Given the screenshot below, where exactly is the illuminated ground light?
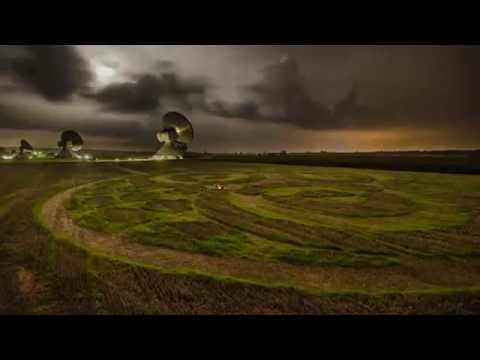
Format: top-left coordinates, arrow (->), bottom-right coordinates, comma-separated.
32,151 -> 47,159
73,153 -> 93,161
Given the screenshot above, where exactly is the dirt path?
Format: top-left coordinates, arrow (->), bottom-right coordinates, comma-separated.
40,182 -> 480,295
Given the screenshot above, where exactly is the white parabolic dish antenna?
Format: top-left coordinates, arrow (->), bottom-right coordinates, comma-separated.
152,112 -> 194,160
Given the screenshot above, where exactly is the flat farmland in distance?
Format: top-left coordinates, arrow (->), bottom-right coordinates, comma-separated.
1,160 -> 480,314
207,151 -> 480,174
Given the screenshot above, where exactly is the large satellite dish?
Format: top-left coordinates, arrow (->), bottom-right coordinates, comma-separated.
57,130 -> 84,158
153,112 -> 194,160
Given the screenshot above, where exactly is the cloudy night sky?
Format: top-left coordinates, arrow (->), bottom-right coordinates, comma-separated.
1,45 -> 479,153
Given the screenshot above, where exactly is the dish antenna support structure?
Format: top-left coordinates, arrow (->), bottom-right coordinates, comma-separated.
15,139 -> 34,159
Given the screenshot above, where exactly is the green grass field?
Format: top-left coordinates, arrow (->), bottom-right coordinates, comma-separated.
1,160 -> 480,314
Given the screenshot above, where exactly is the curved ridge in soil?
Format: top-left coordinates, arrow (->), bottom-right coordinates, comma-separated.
39,181 -> 480,295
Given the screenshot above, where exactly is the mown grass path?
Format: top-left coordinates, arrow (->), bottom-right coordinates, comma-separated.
1,161 -> 479,313
40,174 -> 480,295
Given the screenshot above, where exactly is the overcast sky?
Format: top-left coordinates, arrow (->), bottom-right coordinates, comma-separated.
1,45 -> 479,152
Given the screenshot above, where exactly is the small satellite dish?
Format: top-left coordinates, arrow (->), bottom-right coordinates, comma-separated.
57,130 -> 84,158
20,139 -> 34,154
13,139 -> 34,159
153,112 -> 194,160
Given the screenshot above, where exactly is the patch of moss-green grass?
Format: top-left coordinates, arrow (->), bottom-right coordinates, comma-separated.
268,245 -> 400,268
229,192 -> 294,222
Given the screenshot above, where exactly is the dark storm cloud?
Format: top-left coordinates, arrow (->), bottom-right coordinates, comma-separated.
0,102 -> 158,147
203,47 -> 480,133
332,88 -> 360,127
87,71 -> 210,114
2,45 -> 480,151
203,57 -> 327,128
202,56 -> 352,129
0,45 -> 93,101
454,46 -> 480,122
344,46 -> 480,131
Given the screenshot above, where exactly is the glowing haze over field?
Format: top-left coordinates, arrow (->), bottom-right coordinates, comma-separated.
1,45 -> 480,152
